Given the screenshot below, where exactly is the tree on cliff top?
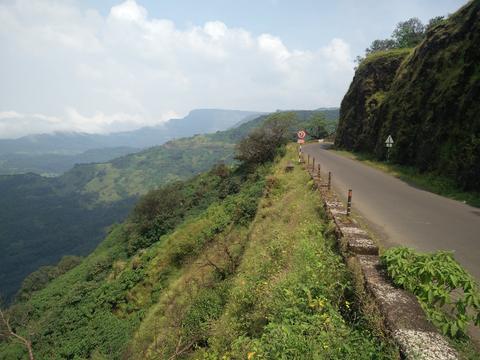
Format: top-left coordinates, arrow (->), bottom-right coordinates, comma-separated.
357,15 -> 446,65
392,17 -> 425,48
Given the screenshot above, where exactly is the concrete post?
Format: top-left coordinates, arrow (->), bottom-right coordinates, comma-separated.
347,189 -> 352,216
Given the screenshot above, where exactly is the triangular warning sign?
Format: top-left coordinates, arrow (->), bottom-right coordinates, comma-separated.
385,135 -> 394,144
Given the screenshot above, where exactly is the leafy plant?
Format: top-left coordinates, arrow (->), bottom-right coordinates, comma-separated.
381,247 -> 480,337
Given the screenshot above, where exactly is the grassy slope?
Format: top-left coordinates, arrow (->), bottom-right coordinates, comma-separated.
0,145 -> 397,359
69,135 -> 237,203
333,149 -> 480,208
128,145 -> 398,359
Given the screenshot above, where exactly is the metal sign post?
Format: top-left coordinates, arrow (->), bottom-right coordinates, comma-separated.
385,135 -> 394,161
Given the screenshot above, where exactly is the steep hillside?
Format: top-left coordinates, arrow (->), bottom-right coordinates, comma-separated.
0,147 -> 140,176
0,110 -> 338,302
0,145 -> 396,359
335,1 -> 480,191
0,174 -> 136,304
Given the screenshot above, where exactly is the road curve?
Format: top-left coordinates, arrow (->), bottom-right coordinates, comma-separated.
303,143 -> 480,281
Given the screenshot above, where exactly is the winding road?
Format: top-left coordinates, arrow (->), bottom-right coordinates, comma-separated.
303,143 -> 480,281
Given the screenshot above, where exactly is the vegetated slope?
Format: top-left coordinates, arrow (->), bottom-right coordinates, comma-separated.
0,147 -> 140,176
0,145 -> 397,359
335,0 -> 480,191
0,128 -> 236,303
0,109 -> 338,302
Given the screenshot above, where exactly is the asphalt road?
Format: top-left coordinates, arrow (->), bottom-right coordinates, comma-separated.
303,143 -> 480,281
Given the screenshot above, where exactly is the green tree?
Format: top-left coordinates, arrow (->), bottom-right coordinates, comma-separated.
365,39 -> 397,55
0,305 -> 34,360
359,16 -> 442,62
15,255 -> 82,302
392,17 -> 425,48
235,112 -> 296,167
308,113 -> 329,139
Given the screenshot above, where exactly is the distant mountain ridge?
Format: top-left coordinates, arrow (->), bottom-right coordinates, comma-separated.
0,109 -> 263,155
0,109 -> 263,176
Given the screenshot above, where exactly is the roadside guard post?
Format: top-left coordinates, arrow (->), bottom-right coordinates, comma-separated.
347,189 -> 352,216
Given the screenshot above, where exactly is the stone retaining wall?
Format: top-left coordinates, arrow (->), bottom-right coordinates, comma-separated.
303,161 -> 458,360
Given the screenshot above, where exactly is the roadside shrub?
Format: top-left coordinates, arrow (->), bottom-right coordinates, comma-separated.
381,247 -> 480,337
235,112 -> 295,168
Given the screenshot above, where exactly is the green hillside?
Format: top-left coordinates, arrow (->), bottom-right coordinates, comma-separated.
0,110 -> 338,302
0,147 -> 140,176
335,0 -> 480,191
0,141 -> 396,359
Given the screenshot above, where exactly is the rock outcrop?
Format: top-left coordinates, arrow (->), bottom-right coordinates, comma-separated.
336,0 -> 480,190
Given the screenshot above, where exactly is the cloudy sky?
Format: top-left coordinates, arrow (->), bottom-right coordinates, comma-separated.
0,0 -> 466,138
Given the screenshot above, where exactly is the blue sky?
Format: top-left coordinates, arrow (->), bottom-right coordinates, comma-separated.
0,0 -> 468,138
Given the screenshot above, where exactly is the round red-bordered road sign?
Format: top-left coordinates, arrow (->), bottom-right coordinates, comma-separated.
297,130 -> 306,139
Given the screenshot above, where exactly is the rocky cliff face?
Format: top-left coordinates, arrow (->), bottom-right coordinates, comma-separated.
335,49 -> 410,152
336,0 -> 480,190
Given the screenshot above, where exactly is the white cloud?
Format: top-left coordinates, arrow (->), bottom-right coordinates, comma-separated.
109,0 -> 147,23
0,109 -> 178,139
0,0 -> 355,138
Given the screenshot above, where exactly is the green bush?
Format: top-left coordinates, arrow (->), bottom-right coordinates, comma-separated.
235,112 -> 295,168
15,255 -> 83,302
381,247 -> 480,337
182,285 -> 228,346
